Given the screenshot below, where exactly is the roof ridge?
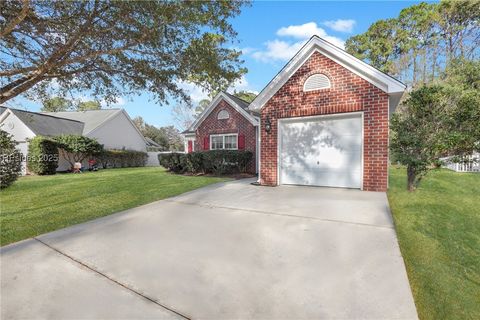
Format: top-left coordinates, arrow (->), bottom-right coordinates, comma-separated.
44,108 -> 122,113
4,107 -> 85,123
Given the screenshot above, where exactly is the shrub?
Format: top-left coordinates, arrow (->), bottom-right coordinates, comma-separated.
185,152 -> 204,173
158,152 -> 186,173
27,136 -> 59,175
54,135 -> 103,169
159,150 -> 253,175
0,130 -> 22,189
96,149 -> 148,168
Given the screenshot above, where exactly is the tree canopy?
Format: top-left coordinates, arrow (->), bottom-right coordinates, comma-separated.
0,1 -> 248,104
41,96 -> 101,112
133,116 -> 183,151
345,0 -> 479,87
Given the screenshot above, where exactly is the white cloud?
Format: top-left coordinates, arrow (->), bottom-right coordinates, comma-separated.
228,75 -> 258,94
251,22 -> 345,63
176,80 -> 210,103
252,40 -> 307,62
277,22 -> 324,39
322,19 -> 356,33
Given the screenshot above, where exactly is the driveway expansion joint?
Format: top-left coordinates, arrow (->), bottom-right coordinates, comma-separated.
33,237 -> 192,320
165,199 -> 394,230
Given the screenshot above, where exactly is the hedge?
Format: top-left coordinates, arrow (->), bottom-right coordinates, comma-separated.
96,149 -> 148,168
27,136 -> 59,175
0,130 -> 23,188
159,150 -> 253,175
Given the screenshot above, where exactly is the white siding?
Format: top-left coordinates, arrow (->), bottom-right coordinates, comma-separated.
0,112 -> 36,175
87,111 -> 146,151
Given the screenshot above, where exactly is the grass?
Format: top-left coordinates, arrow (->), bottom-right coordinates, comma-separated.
0,167 -> 227,246
388,167 -> 480,320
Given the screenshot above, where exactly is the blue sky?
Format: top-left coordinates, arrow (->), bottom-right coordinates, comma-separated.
7,1 -> 423,129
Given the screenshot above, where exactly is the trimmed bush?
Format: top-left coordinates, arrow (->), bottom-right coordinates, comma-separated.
159,150 -> 253,175
158,152 -> 186,173
96,149 -> 148,168
27,136 -> 59,175
185,152 -> 205,173
0,130 -> 23,188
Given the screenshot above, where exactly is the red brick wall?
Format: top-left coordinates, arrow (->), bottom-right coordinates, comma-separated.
196,99 -> 257,173
260,51 -> 389,191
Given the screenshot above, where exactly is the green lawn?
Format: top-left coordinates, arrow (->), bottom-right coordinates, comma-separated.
0,167 -> 227,246
388,167 -> 480,320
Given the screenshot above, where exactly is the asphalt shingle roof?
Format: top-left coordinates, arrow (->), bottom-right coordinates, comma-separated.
43,109 -> 122,134
1,107 -> 84,136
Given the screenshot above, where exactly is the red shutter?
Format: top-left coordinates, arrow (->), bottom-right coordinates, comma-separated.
238,134 -> 245,150
187,140 -> 193,153
204,136 -> 210,150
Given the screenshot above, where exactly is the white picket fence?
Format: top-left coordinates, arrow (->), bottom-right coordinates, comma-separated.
440,153 -> 480,172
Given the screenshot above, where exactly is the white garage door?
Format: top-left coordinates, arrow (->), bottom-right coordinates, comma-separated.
279,113 -> 362,188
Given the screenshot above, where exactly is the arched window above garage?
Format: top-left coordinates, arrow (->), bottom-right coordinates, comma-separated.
303,73 -> 331,92
217,109 -> 230,120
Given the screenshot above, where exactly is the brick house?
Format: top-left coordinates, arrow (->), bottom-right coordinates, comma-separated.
184,36 -> 405,191
183,92 -> 259,173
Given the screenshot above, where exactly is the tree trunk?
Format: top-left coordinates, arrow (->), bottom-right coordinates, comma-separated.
407,165 -> 416,192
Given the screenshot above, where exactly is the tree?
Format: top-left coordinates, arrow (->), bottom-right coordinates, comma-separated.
54,135 -> 103,169
233,90 -> 257,103
0,129 -> 22,188
345,0 -> 480,87
391,76 -> 480,191
195,99 -> 211,116
41,97 -> 72,112
172,102 -> 195,131
77,100 -> 101,111
132,116 -> 183,151
0,1 -> 248,104
390,86 -> 448,191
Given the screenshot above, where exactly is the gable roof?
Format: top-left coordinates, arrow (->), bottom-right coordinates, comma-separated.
185,92 -> 259,133
145,136 -> 161,148
43,109 -> 122,135
0,107 -> 84,136
249,35 -> 406,111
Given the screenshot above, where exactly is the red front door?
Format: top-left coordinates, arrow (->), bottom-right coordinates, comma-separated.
187,140 -> 193,153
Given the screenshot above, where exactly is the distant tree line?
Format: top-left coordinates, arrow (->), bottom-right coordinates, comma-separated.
346,0 -> 479,88
41,96 -> 101,112
132,116 -> 183,152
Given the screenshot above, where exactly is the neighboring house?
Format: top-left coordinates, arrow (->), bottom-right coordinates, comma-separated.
0,107 -> 146,173
145,137 -> 162,150
183,92 -> 260,173
184,35 -> 406,191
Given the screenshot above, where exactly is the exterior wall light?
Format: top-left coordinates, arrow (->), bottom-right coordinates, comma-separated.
265,117 -> 272,133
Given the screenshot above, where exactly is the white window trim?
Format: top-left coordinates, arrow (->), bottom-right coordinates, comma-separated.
209,133 -> 238,150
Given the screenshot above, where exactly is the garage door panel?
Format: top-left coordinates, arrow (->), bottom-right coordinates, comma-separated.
280,114 -> 362,189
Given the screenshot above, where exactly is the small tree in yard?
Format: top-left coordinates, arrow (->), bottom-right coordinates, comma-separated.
390,86 -> 449,191
54,135 -> 103,170
391,81 -> 480,191
0,130 -> 22,189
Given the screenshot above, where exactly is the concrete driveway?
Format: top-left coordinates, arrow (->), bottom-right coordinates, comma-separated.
1,179 -> 417,319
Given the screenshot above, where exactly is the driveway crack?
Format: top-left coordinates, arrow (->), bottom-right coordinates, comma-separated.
165,199 -> 394,230
33,237 -> 192,320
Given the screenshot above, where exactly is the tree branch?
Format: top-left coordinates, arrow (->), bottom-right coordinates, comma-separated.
0,0 -> 30,39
